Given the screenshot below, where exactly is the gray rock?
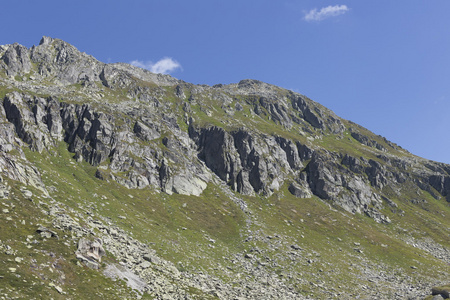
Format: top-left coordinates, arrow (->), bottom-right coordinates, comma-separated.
1,43 -> 32,75
103,264 -> 147,292
171,174 -> 207,196
36,226 -> 58,239
350,129 -> 386,151
143,254 -> 161,265
140,261 -> 151,269
291,244 -> 302,251
288,182 -> 312,199
275,136 -> 302,170
76,238 -> 106,268
133,121 -> 160,141
432,286 -> 450,299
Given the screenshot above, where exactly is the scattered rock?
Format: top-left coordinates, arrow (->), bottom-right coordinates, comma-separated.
103,264 -> 147,292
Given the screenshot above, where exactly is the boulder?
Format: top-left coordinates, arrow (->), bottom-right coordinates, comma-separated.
432,286 -> 450,299
171,174 -> 207,196
36,226 -> 58,239
76,238 -> 106,269
288,182 -> 312,199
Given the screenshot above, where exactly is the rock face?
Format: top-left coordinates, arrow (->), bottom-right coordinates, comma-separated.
190,126 -> 292,195
2,43 -> 32,76
0,37 -> 449,217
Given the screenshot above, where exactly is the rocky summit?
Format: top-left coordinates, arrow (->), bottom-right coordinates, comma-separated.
0,37 -> 448,299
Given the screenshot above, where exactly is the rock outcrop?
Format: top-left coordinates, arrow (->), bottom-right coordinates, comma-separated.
0,37 -> 449,215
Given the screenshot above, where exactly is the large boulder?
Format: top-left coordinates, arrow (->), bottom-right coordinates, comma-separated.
76,238 -> 106,269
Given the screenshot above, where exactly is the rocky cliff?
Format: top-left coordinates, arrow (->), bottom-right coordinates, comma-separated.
0,37 -> 448,299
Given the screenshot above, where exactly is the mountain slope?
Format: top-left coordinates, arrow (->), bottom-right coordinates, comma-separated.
0,37 -> 448,299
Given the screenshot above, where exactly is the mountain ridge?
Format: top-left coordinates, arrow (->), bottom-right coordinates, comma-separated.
0,37 -> 448,299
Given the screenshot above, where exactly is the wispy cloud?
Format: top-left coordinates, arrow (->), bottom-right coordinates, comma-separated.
304,5 -> 349,22
130,57 -> 182,74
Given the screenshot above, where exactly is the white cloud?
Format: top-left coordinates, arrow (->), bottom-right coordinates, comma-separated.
304,5 -> 349,22
130,57 -> 182,74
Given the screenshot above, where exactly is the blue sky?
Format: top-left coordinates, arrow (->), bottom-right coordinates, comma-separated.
3,1 -> 450,163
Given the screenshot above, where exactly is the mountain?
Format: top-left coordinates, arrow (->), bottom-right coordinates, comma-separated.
0,37 -> 448,299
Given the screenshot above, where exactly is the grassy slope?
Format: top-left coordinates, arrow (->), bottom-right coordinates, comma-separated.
5,139 -> 445,299
0,78 -> 448,298
0,179 -> 136,299
243,183 -> 449,297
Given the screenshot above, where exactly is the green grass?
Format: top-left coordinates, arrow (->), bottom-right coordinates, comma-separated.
23,141 -> 248,276
18,136 -> 449,298
1,79 -> 448,298
0,179 -> 137,299
238,183 -> 449,297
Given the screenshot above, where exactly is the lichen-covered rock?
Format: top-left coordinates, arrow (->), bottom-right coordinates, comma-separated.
76,237 -> 106,269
